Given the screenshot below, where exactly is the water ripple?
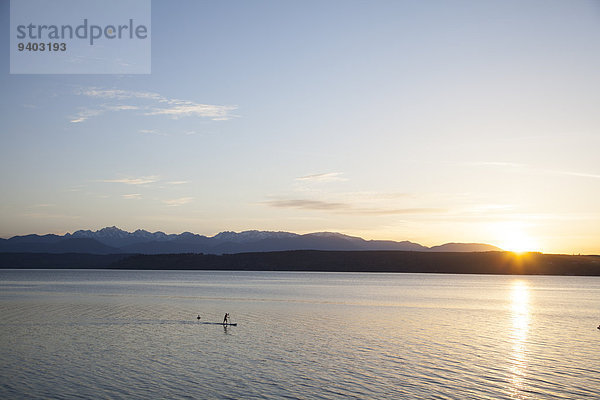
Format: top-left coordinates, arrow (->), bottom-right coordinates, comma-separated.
2,271 -> 600,399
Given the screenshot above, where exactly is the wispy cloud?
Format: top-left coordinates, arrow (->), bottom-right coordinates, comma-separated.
122,193 -> 142,200
79,88 -> 163,101
464,161 -> 525,168
106,105 -> 139,111
356,207 -> 446,215
72,87 -> 237,123
102,176 -> 160,185
70,105 -> 139,123
467,161 -> 600,180
163,197 -> 194,207
551,170 -> 600,179
166,180 -> 189,185
138,129 -> 168,136
264,199 -> 445,216
70,108 -> 105,123
296,172 -> 347,183
145,102 -> 237,120
267,199 -> 348,211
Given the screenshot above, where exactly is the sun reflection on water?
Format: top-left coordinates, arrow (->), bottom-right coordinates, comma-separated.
509,281 -> 530,399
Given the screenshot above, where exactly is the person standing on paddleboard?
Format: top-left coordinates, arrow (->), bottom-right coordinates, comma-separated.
223,313 -> 229,325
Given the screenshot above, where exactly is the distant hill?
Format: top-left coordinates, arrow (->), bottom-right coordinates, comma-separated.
0,237 -> 119,254
428,243 -> 502,252
0,226 -> 501,255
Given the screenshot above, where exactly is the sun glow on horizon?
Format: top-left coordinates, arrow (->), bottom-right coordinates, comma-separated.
494,222 -> 541,254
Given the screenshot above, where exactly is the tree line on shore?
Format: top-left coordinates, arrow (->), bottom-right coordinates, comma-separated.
1,250 -> 599,276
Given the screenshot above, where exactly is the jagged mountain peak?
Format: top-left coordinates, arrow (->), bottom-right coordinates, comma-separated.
304,232 -> 362,240
213,230 -> 299,243
71,226 -> 129,237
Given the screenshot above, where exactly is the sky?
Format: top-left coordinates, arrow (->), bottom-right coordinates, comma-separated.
1,0 -> 599,254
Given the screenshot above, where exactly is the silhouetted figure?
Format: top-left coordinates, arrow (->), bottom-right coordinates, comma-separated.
223,313 -> 229,325
197,314 -> 201,320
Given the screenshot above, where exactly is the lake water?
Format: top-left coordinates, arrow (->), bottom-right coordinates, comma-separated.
0,270 -> 599,399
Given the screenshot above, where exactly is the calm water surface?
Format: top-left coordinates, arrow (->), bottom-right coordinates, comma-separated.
1,270 -> 599,399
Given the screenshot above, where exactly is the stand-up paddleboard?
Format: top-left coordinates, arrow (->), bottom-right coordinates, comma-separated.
196,321 -> 237,326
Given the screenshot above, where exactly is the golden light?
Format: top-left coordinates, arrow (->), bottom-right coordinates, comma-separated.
509,280 -> 530,398
494,222 -> 540,254
510,281 -> 530,335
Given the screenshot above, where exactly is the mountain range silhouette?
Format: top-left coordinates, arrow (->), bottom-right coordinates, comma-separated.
0,226 -> 502,255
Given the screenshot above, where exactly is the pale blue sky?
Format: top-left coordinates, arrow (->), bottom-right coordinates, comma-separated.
1,0 -> 600,253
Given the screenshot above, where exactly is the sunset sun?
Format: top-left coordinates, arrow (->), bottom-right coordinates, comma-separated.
495,223 -> 540,253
